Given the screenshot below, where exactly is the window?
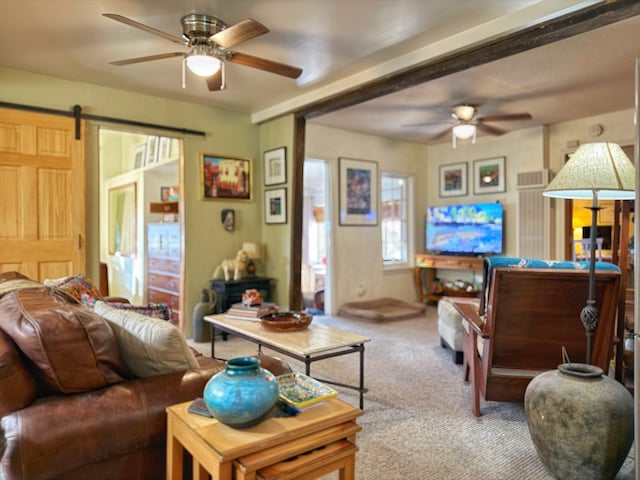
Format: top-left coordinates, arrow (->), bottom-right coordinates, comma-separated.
381,174 -> 412,266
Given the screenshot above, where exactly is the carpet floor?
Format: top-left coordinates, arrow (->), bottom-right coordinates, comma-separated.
190,306 -> 635,479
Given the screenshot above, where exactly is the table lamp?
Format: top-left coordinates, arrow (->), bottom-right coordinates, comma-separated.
242,242 -> 262,277
543,142 -> 635,363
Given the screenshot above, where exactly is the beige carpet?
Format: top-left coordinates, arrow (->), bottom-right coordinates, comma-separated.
190,307 -> 635,479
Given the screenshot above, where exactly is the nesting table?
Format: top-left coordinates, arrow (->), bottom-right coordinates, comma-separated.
205,314 -> 371,409
166,397 -> 362,480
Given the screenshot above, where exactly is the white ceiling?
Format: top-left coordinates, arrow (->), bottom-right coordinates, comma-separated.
1,1 -> 638,145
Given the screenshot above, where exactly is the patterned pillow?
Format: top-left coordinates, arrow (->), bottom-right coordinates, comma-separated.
44,274 -> 103,306
106,302 -> 172,321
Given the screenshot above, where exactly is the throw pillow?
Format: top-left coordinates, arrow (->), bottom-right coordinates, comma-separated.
44,274 -> 103,306
94,301 -> 199,378
0,287 -> 128,394
0,271 -> 43,298
106,301 -> 173,321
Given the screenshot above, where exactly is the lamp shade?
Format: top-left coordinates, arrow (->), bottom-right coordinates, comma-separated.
242,242 -> 262,260
543,142 -> 636,200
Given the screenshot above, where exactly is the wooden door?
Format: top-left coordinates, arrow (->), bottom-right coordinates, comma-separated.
0,107 -> 85,280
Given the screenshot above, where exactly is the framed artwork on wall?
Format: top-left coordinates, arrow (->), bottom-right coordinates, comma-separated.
263,146 -> 287,185
200,153 -> 252,201
339,157 -> 378,226
264,188 -> 287,224
439,162 -> 467,197
473,156 -> 506,194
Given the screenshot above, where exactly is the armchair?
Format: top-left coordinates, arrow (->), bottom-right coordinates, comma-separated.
455,257 -> 621,416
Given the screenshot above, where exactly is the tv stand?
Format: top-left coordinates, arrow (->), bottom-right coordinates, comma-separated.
414,254 -> 484,303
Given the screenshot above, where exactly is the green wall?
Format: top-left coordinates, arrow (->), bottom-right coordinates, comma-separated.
0,66 -> 293,337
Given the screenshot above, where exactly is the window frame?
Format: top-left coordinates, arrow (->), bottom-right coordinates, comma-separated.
380,172 -> 414,269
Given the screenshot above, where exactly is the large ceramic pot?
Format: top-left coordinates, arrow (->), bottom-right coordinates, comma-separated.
524,363 -> 633,480
203,356 -> 279,428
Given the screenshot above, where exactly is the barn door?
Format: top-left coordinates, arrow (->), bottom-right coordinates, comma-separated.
0,107 -> 85,280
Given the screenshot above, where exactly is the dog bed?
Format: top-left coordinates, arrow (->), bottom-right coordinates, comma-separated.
337,297 -> 427,321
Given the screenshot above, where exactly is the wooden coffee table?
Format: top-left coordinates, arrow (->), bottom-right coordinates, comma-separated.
205,314 -> 371,408
166,397 -> 362,480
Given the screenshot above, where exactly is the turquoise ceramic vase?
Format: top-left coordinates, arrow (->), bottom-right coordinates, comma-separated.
203,356 -> 279,429
525,363 -> 634,480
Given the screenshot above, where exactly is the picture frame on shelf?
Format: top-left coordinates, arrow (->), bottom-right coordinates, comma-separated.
439,162 -> 467,197
160,186 -> 171,202
264,188 -> 287,224
200,153 -> 252,201
339,157 -> 378,226
158,137 -> 171,162
145,135 -> 159,165
133,144 -> 146,169
473,156 -> 506,194
263,146 -> 287,186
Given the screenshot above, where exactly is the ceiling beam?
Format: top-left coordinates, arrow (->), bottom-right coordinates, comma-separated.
296,0 -> 640,120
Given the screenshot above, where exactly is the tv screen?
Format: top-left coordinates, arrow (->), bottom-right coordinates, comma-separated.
582,225 -> 612,250
426,202 -> 504,255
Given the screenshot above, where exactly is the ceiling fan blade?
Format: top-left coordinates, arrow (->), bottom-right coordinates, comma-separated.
211,19 -> 269,49
206,65 -> 225,91
103,13 -> 185,45
477,112 -> 532,122
109,52 -> 185,66
477,123 -> 507,135
229,52 -> 302,79
431,127 -> 453,140
403,121 -> 454,128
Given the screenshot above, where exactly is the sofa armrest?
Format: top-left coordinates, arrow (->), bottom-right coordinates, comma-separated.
1,361 -> 224,480
453,302 -> 488,338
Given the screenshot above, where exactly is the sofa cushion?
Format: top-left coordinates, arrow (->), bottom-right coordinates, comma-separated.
0,329 -> 37,415
94,301 -> 199,377
0,287 -> 128,394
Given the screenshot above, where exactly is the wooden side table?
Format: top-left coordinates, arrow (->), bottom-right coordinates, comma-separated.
166,397 -> 362,480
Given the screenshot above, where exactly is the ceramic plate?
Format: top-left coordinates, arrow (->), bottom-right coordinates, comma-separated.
277,372 -> 338,408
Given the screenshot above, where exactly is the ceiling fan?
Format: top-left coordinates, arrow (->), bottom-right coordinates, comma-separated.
103,13 -> 303,91
406,104 -> 532,147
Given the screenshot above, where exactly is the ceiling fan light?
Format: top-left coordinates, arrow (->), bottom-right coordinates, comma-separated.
186,53 -> 221,77
453,123 -> 476,139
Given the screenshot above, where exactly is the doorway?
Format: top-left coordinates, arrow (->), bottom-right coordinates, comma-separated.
302,159 -> 330,314
98,128 -> 183,324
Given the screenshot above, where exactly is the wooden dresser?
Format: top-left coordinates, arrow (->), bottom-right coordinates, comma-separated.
147,222 -> 181,325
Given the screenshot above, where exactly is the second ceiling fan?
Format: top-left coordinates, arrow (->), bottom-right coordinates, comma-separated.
103,13 -> 303,91
407,104 -> 532,147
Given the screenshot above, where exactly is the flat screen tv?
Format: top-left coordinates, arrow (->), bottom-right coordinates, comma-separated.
426,202 -> 504,255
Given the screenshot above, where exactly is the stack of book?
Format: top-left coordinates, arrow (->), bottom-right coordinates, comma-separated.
224,302 -> 278,321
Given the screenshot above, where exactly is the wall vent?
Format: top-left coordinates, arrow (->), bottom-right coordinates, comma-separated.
518,188 -> 550,258
517,169 -> 552,190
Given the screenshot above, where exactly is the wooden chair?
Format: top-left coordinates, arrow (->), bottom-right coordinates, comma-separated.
455,259 -> 621,416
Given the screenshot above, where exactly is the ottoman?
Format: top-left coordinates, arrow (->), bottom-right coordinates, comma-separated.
437,296 -> 480,364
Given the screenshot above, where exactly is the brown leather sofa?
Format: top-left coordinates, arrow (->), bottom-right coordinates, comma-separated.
0,273 -> 289,479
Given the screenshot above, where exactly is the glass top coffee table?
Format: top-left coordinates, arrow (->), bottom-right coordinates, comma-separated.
204,314 -> 371,409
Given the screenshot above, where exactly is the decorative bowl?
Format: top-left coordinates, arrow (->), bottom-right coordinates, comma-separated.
260,311 -> 312,332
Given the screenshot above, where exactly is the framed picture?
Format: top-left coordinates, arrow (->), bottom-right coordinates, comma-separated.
145,135 -> 159,165
160,186 -> 171,202
439,162 -> 467,197
133,144 -> 146,169
265,188 -> 287,224
158,137 -> 171,162
474,156 -> 506,194
339,157 -> 378,226
200,153 -> 252,201
263,146 -> 287,186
